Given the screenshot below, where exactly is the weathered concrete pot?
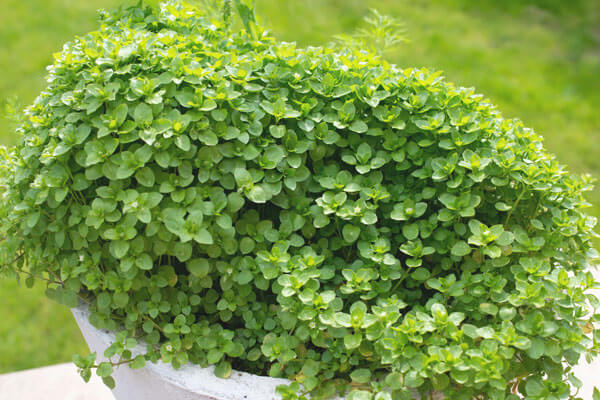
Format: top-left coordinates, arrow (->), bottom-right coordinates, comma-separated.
72,305 -> 443,400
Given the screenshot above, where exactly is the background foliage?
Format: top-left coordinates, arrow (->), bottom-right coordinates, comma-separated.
0,0 -> 598,374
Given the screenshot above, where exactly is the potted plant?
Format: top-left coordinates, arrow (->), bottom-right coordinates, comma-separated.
1,1 -> 599,399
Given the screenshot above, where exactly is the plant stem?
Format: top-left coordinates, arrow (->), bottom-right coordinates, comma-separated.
143,314 -> 165,334
92,358 -> 135,368
504,186 -> 526,226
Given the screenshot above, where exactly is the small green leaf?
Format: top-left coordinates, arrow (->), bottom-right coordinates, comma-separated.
96,362 -> 113,378
350,368 -> 371,383
496,231 -> 514,246
269,125 -> 286,138
499,307 -> 516,320
402,223 -> 419,240
347,390 -> 373,400
411,267 -> 430,281
344,332 -> 362,349
247,186 -> 268,203
130,355 -> 146,370
477,326 -> 495,339
342,224 -> 360,243
525,377 -> 544,397
361,211 -> 377,225
97,292 -> 111,310
134,103 -> 153,125
187,258 -> 211,278
349,120 -> 368,133
234,168 -> 253,187
301,359 -> 320,377
527,337 -> 545,359
136,253 -> 153,270
113,292 -> 129,308
479,303 -> 498,316
102,376 -> 116,389
451,241 -> 471,257
214,361 -> 232,378
404,370 -> 424,388
135,167 -> 155,187
194,229 -> 214,245
111,240 -> 130,259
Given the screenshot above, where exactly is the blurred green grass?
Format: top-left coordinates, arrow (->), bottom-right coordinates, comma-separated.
0,0 -> 598,373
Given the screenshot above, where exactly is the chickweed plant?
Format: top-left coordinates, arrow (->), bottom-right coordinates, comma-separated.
0,1 -> 599,399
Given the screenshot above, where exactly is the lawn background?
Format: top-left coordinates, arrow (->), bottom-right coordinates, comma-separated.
0,0 -> 598,373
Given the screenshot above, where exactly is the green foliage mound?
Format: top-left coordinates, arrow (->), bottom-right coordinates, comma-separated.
1,1 -> 599,399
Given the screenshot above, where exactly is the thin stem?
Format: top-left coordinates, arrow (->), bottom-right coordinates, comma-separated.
143,314 -> 165,334
504,186 -> 526,226
1,253 -> 25,269
391,275 -> 406,292
46,268 -> 66,286
18,268 -> 58,285
77,294 -> 91,305
92,358 -> 135,369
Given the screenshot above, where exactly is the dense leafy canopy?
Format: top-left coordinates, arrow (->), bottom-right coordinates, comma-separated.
1,1 -> 599,399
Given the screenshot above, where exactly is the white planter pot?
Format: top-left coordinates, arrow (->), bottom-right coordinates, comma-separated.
72,305 -> 292,400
